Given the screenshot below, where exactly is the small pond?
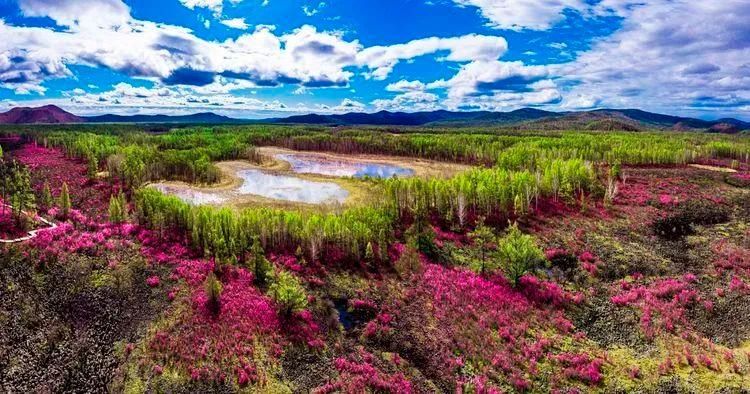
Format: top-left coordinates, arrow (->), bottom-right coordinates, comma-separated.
276,153 -> 414,178
236,169 -> 349,204
153,185 -> 229,205
152,169 -> 349,205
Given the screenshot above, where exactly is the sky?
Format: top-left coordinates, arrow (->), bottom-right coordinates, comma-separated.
0,0 -> 748,119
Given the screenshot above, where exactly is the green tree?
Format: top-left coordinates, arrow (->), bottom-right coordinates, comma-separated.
108,192 -> 127,223
59,182 -> 72,218
205,272 -> 223,317
86,151 -> 98,180
469,218 -> 495,275
249,237 -> 272,286
394,241 -> 422,278
268,270 -> 308,316
496,223 -> 545,286
40,182 -> 53,211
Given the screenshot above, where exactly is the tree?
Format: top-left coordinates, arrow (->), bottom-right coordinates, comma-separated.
205,272 -> 223,317
496,223 -> 545,286
469,218 -> 495,275
86,151 -> 98,180
6,162 -> 35,226
249,237 -> 272,286
108,192 -> 127,223
394,241 -> 422,278
267,270 -> 308,316
40,182 -> 53,211
364,241 -> 375,268
59,182 -> 72,218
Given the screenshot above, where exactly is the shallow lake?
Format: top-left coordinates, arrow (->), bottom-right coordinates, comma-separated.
236,169 -> 349,204
153,185 -> 229,205
276,153 -> 414,178
152,168 -> 349,205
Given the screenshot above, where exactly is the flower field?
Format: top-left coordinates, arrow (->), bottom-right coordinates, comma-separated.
1,126 -> 750,393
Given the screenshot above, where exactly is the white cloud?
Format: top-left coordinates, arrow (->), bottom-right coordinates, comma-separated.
2,0 -> 513,97
372,91 -> 440,111
449,0 -> 586,31
559,1 -> 750,113
220,18 -> 249,30
18,0 -> 130,29
385,80 -> 427,92
331,98 -> 365,112
357,34 -> 508,80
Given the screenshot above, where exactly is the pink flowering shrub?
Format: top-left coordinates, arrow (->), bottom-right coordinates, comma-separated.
611,275 -> 701,337
147,268 -> 283,384
146,276 -> 161,287
314,349 -> 412,394
386,264 -> 600,391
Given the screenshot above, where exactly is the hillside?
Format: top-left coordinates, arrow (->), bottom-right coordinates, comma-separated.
0,105 -> 83,124
0,105 -> 748,132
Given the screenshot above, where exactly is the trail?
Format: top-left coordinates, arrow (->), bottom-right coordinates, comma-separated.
0,204 -> 58,243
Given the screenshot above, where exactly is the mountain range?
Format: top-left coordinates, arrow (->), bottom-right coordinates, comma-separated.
0,105 -> 747,132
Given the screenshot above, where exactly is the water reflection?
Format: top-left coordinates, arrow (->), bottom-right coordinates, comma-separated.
152,169 -> 349,205
236,169 -> 349,204
276,154 -> 414,178
153,185 -> 228,205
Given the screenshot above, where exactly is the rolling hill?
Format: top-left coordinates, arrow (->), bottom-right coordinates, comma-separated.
0,105 -> 747,132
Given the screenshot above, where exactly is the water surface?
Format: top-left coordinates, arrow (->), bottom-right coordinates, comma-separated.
236,169 -> 349,204
276,153 -> 414,178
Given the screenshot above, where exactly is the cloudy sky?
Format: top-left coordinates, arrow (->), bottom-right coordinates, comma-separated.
0,0 -> 748,119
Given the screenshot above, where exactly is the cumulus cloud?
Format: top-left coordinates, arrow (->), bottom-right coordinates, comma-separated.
357,34 -> 508,80
18,0 -> 130,29
385,80 -> 427,92
449,0 -> 586,31
1,1 -> 511,98
220,18 -> 250,30
178,0 -> 243,16
372,91 -> 440,111
559,1 -> 750,113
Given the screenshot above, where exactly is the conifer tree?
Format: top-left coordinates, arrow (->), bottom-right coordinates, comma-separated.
59,182 -> 71,218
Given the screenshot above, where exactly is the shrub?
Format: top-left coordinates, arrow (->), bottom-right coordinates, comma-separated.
204,272 -> 223,317
108,192 -> 127,223
268,270 -> 308,316
394,243 -> 422,278
39,182 -> 53,211
469,218 -> 496,275
497,223 -> 545,285
249,237 -> 272,287
59,182 -> 71,218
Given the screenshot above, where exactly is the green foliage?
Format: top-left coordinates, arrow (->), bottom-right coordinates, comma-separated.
496,223 -> 545,285
39,182 -> 53,211
250,237 -> 272,286
0,160 -> 36,225
468,218 -> 495,275
59,182 -> 71,218
135,187 -> 394,263
394,242 -> 422,278
267,270 -> 308,316
108,192 -> 128,223
205,272 -> 223,317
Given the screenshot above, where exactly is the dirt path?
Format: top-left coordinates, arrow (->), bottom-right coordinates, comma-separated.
0,205 -> 57,243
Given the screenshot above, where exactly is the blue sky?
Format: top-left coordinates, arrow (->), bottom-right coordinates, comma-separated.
0,0 -> 748,119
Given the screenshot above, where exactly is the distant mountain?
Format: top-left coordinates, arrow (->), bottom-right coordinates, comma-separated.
0,105 -> 747,132
277,108 -> 559,126
0,105 -> 83,124
84,112 -> 244,124
274,108 -> 750,132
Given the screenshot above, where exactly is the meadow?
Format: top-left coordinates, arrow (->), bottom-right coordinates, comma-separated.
1,125 -> 750,393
